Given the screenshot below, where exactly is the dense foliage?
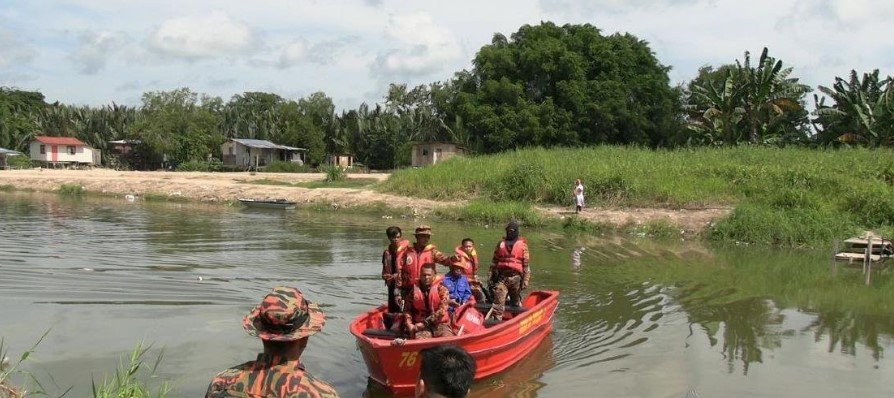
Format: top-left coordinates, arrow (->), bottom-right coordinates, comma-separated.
813,70 -> 894,147
455,23 -> 683,150
1,22 -> 892,171
684,48 -> 811,145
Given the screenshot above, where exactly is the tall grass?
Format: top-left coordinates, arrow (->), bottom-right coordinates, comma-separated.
91,343 -> 170,398
381,146 -> 894,245
435,200 -> 545,226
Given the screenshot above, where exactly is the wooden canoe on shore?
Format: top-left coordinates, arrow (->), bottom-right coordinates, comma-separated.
237,198 -> 296,209
349,290 -> 559,396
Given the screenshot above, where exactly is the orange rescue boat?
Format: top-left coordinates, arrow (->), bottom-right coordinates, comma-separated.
349,290 -> 559,396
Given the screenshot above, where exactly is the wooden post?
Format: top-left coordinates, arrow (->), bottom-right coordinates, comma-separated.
866,238 -> 874,286
830,239 -> 839,277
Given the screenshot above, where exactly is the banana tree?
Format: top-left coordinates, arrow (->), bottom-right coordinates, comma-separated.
814,70 -> 894,147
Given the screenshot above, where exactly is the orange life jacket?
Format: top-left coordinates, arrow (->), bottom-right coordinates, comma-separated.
382,239 -> 410,278
410,276 -> 448,325
401,244 -> 437,287
494,238 -> 528,273
454,246 -> 478,278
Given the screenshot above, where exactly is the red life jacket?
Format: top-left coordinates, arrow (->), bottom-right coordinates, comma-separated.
402,244 -> 437,287
410,276 -> 448,325
454,246 -> 479,278
382,239 -> 410,278
494,238 -> 528,273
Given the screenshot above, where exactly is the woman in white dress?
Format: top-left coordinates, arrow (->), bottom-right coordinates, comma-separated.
573,179 -> 584,213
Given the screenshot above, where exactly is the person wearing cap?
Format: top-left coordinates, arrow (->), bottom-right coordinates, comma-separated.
403,263 -> 453,339
397,225 -> 450,310
443,255 -> 474,312
382,226 -> 410,314
454,238 -> 486,303
205,286 -> 339,398
488,220 -> 531,321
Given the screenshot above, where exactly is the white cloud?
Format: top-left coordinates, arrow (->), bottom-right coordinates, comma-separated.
372,12 -> 462,78
0,27 -> 36,68
277,36 -> 359,68
70,31 -> 127,74
146,11 -> 258,60
278,39 -> 310,67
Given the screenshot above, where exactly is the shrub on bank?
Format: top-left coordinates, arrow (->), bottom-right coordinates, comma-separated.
261,161 -> 312,173
58,184 -> 84,196
435,200 -> 544,227
176,158 -> 222,172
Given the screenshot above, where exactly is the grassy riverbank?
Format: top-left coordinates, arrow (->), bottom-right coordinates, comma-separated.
381,146 -> 894,246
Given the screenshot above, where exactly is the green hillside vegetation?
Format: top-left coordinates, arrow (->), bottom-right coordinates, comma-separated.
381,146 -> 894,246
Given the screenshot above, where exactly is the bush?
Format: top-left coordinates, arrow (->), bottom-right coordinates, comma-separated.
324,165 -> 346,182
176,158 -> 222,172
58,184 -> 84,196
5,155 -> 31,169
261,161 -> 312,173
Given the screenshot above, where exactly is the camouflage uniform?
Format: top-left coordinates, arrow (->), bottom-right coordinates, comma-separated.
205,286 -> 337,398
205,354 -> 338,398
489,238 -> 531,320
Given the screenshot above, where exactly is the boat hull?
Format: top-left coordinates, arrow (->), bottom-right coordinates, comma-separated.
237,199 -> 297,209
350,290 -> 559,396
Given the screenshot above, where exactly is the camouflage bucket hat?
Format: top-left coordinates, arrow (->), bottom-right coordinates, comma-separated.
414,225 -> 432,236
448,255 -> 470,271
243,286 -> 326,341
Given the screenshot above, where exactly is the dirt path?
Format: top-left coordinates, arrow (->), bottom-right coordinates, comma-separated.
0,169 -> 731,233
538,205 -> 731,235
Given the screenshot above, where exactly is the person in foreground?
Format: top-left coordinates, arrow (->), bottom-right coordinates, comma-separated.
404,263 -> 453,339
205,286 -> 339,398
415,345 -> 476,398
488,220 -> 531,320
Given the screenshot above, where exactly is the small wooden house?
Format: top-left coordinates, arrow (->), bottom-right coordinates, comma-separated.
29,136 -> 99,167
327,153 -> 354,168
411,142 -> 465,167
221,138 -> 307,169
0,147 -> 23,169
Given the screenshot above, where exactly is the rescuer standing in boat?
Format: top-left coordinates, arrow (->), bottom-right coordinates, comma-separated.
205,286 -> 339,397
382,226 -> 410,314
488,220 -> 530,320
397,225 -> 450,309
404,263 -> 453,339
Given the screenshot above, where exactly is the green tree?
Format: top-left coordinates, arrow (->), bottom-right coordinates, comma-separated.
0,87 -> 46,152
814,70 -> 894,147
455,23 -> 682,152
129,88 -> 223,165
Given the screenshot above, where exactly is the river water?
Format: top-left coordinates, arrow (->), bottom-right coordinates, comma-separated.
1,193 -> 892,397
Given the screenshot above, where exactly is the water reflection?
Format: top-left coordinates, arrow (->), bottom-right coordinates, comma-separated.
2,193 -> 894,397
807,311 -> 894,360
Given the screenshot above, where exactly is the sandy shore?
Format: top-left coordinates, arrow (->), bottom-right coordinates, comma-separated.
0,169 -> 729,233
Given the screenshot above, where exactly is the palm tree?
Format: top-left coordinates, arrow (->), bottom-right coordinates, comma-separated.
814,70 -> 894,147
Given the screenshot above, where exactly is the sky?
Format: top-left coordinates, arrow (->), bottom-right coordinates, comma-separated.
1,0 -> 892,109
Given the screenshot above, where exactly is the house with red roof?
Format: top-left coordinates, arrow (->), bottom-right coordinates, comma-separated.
29,136 -> 100,166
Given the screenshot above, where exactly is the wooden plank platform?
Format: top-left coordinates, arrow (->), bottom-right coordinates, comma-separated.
835,252 -> 885,263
